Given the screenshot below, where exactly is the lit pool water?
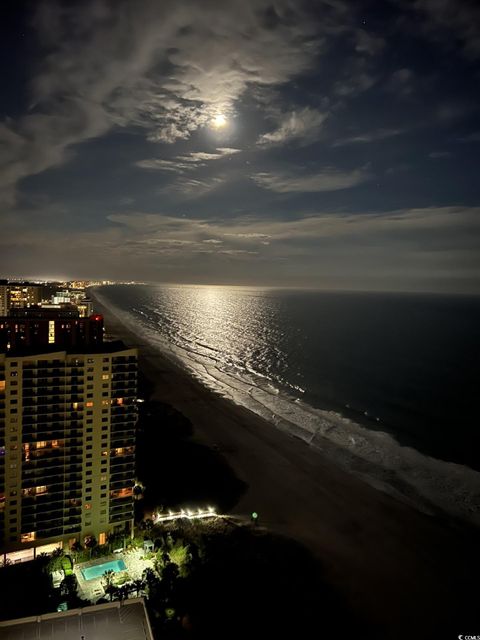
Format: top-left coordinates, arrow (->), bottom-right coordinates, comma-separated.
81,559 -> 126,581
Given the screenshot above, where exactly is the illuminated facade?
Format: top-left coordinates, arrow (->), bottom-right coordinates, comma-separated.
8,285 -> 44,308
77,299 -> 93,318
0,284 -> 7,317
0,312 -> 104,351
0,342 -> 137,562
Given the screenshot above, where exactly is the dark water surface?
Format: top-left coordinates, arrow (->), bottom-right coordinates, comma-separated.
94,285 -> 480,522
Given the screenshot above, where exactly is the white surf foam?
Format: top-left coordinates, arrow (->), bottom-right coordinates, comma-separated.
94,289 -> 480,527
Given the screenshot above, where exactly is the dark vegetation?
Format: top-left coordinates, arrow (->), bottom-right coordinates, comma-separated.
133,519 -> 361,639
0,556 -> 54,620
0,551 -> 85,620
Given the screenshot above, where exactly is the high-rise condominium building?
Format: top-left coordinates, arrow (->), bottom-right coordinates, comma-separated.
0,341 -> 137,563
0,310 -> 104,351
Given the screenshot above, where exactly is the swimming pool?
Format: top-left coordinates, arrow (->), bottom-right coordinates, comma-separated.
81,559 -> 126,581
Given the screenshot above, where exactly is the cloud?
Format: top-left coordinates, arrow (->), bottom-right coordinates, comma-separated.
457,132 -> 480,143
353,28 -> 386,56
3,206 -> 479,290
385,68 -> 414,96
161,176 -> 226,199
136,147 -> 240,173
409,0 -> 480,59
333,54 -> 378,97
1,0 -> 330,203
332,128 -> 405,147
429,151 -> 452,159
257,108 -> 328,146
252,166 -> 371,193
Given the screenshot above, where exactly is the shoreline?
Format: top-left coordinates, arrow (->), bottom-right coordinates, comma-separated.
91,289 -> 479,638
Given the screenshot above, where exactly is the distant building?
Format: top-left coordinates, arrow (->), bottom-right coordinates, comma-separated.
0,341 -> 137,563
0,282 -> 7,317
77,299 -> 93,318
0,310 -> 104,351
8,284 -> 44,308
67,280 -> 90,290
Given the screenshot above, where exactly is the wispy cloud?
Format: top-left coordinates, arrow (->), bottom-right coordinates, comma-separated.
385,68 -> 414,96
0,0 -> 330,203
409,0 -> 480,59
3,206 -> 479,289
252,166 -> 371,193
456,132 -> 480,143
136,147 -> 240,173
429,151 -> 452,159
333,128 -> 405,147
257,108 -> 328,146
161,176 -> 226,199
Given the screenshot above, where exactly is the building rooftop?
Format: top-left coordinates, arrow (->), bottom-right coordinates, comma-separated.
1,340 -> 135,358
0,599 -> 154,640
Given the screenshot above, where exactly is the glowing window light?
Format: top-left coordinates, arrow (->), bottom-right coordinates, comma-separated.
48,321 -> 55,344
21,532 -> 36,543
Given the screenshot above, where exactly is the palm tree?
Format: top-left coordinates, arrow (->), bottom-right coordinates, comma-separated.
84,535 -> 97,559
102,569 -> 115,590
142,567 -> 160,596
105,584 -> 119,601
132,579 -> 145,596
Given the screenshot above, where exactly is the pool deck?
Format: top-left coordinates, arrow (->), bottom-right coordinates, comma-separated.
75,549 -> 155,602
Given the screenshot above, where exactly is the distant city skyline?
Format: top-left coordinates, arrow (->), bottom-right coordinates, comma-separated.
1,1 -> 479,293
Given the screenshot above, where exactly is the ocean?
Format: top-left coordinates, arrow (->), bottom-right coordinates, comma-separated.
93,284 -> 480,525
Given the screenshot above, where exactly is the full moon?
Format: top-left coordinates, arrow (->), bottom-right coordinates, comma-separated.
212,114 -> 227,128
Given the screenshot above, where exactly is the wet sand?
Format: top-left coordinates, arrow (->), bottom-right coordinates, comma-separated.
92,291 -> 479,639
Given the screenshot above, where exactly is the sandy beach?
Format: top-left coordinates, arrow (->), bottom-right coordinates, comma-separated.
92,291 -> 479,639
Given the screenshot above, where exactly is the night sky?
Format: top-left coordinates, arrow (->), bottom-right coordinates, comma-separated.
1,0 -> 479,291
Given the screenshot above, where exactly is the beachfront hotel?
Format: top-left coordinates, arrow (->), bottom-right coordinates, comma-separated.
0,340 -> 138,563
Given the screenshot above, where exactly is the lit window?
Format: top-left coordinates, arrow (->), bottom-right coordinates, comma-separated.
102,374 -> 109,380
0,380 -> 5,392
117,398 -> 123,405
85,402 -> 93,407
72,402 -> 79,410
101,450 -> 108,457
21,532 -> 36,543
110,487 -> 133,499
48,320 -> 55,344
36,441 -> 47,449
84,503 -> 91,510
99,532 -> 106,545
